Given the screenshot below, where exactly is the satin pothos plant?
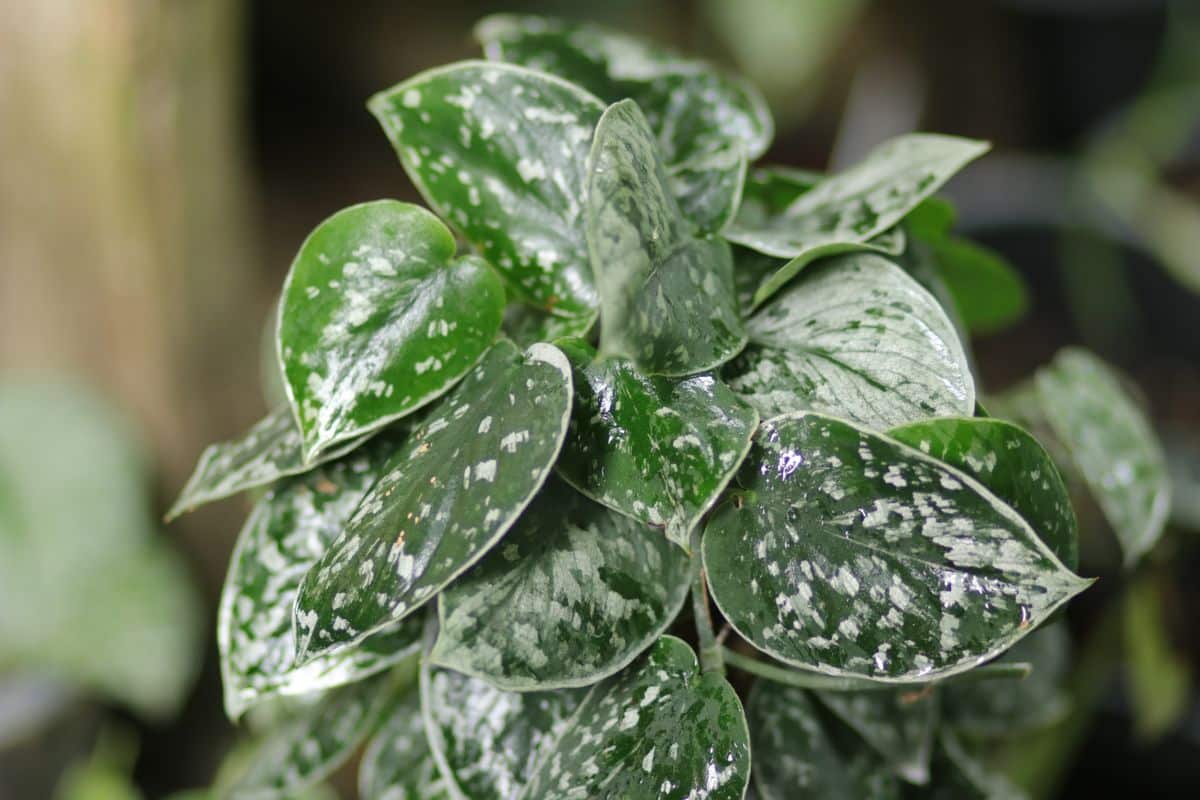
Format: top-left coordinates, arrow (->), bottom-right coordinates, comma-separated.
170,14 -> 1172,800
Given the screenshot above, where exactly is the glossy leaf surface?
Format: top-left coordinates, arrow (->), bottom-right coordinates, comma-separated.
432,478 -> 690,689
293,341 -> 572,662
219,439 -> 422,720
556,339 -> 758,546
704,413 -> 1090,682
370,61 -> 604,324
725,254 -> 974,429
586,100 -> 746,375
889,417 -> 1079,569
359,691 -> 451,800
278,201 -> 505,460
726,134 -> 988,306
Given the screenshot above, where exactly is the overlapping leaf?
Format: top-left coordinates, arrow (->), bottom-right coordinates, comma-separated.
168,407 -> 370,520
219,438 -> 422,720
431,477 -> 690,689
889,417 -> 1078,569
359,691 -> 451,800
748,681 -> 900,800
703,412 -> 1090,682
369,61 -> 604,327
278,201 -> 505,460
725,253 -> 974,428
293,340 -> 572,662
814,688 -> 937,784
587,100 -> 746,376
1035,348 -> 1170,565
556,339 -> 758,546
726,134 -> 988,307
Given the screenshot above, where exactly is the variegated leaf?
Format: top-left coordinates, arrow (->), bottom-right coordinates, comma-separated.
814,688 -> 937,785
359,690 -> 451,800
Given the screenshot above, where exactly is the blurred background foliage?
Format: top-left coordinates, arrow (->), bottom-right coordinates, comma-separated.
1,0 -> 1198,797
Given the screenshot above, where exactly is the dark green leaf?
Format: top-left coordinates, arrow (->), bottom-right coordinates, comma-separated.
586,100 -> 746,375
278,200 -> 505,460
167,406 -> 368,521
293,340 -> 572,662
904,196 -> 958,244
359,690 -> 451,800
928,238 -> 1029,336
227,671 -> 401,800
219,438 -> 422,720
814,688 -> 937,784
369,61 -> 604,324
1034,348 -> 1170,565
923,731 -> 1028,800
703,413 -> 1090,682
888,417 -> 1079,570
431,477 -> 690,690
475,14 -> 773,166
724,253 -> 974,429
556,339 -> 758,546
502,304 -> 593,349
726,134 -> 988,307
748,681 -> 900,800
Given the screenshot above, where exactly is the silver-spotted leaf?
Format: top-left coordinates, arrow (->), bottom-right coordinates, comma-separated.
421,664 -> 586,800
167,406 -> 368,521
475,14 -> 773,166
748,681 -> 900,800
1035,348 -> 1170,565
724,253 -> 974,429
293,340 -> 572,662
814,688 -> 937,785
889,417 -> 1078,570
667,144 -> 748,235
369,61 -> 604,325
703,412 -> 1091,682
556,339 -> 758,546
219,438 -> 421,720
431,477 -> 690,690
359,691 -> 451,800
726,134 -> 988,307
278,201 -> 505,460
227,671 -> 400,800
587,100 -> 746,376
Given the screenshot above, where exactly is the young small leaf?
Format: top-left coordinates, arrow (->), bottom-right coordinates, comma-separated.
889,417 -> 1079,570
431,477 -> 690,690
814,688 -> 937,785
726,134 -> 989,307
293,340 -> 572,662
703,412 -> 1090,682
369,61 -> 605,325
586,100 -> 746,376
725,253 -> 974,429
1034,348 -> 1170,565
927,238 -> 1029,336
219,438 -> 421,720
748,681 -> 901,800
167,406 -> 368,520
359,691 -> 451,800
278,201 -> 505,460
556,339 -> 758,546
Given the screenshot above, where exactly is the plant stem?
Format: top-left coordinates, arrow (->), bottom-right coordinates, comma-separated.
689,530 -> 723,674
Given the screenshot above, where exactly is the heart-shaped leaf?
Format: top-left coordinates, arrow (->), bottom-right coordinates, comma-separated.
421,664 -> 586,800
475,14 -> 773,167
747,681 -> 900,800
219,438 -> 422,720
814,688 -> 937,784
726,134 -> 988,307
587,99 -> 746,376
167,406 -> 370,520
889,417 -> 1078,570
1035,348 -> 1170,565
359,690 -> 451,800
556,339 -> 758,546
703,412 -> 1091,682
724,253 -> 974,429
369,61 -> 605,326
278,200 -> 505,460
293,340 -> 572,662
431,477 -> 690,690
226,670 -> 402,800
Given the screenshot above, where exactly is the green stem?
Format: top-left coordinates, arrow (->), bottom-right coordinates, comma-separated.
689,530 -> 723,674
